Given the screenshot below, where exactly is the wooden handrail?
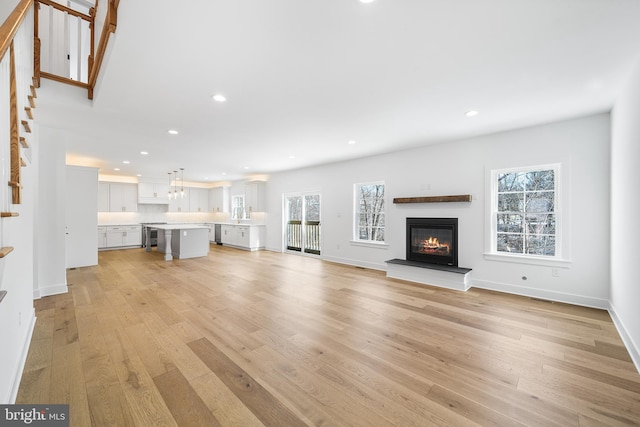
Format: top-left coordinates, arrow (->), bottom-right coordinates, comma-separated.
36,0 -> 91,21
0,0 -> 33,61
88,0 -> 118,99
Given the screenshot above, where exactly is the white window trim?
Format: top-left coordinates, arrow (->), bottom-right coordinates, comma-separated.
350,240 -> 389,249
485,162 -> 572,266
231,194 -> 245,219
353,180 -> 386,244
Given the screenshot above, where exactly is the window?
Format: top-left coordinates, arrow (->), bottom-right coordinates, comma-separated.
354,182 -> 385,242
492,165 -> 559,257
232,195 -> 245,219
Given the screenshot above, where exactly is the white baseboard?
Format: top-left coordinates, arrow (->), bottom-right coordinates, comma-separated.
7,309 -> 36,403
472,279 -> 609,309
608,302 -> 640,374
33,283 -> 68,300
321,255 -> 387,272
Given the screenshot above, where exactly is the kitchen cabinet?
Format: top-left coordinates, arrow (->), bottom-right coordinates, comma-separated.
98,226 -> 107,249
220,224 -> 265,251
138,180 -> 170,204
209,186 -> 229,212
168,189 -> 190,212
189,188 -> 209,212
245,181 -> 266,213
103,225 -> 141,248
98,182 -> 110,212
101,182 -> 137,212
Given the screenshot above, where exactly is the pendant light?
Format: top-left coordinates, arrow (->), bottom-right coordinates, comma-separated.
167,172 -> 173,200
173,170 -> 178,199
180,168 -> 185,199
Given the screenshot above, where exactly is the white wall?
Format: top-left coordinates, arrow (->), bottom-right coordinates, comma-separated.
610,59 -> 640,370
35,127 -> 67,298
0,3 -> 37,403
266,114 -> 611,308
0,0 -> 20,24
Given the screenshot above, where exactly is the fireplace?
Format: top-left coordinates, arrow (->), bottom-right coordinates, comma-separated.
406,217 -> 458,267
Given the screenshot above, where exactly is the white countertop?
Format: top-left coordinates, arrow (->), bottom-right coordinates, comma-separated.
146,224 -> 209,230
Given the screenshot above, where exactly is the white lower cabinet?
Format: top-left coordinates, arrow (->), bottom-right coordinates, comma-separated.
100,225 -> 141,249
220,224 -> 265,251
98,226 -> 108,249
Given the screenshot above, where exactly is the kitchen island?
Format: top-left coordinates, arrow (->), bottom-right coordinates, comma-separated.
144,224 -> 209,261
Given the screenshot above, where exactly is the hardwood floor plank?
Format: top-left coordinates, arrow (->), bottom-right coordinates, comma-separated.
190,372 -> 265,427
49,341 -> 92,426
86,382 -> 137,427
113,356 -> 178,427
52,293 -> 79,348
153,368 -> 222,427
426,384 -> 526,426
188,337 -> 307,427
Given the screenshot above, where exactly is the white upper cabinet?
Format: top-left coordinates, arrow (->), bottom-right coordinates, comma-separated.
108,183 -> 138,212
98,182 -> 110,212
208,186 -> 229,213
138,179 -> 170,204
168,188 -> 190,212
245,181 -> 266,213
98,182 -> 137,212
189,188 -> 210,212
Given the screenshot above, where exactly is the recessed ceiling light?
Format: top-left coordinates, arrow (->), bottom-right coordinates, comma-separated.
243,166 -> 249,170
465,110 -> 479,117
114,168 -> 120,171
168,129 -> 179,135
140,151 -> 149,155
137,174 -> 142,177
348,140 -> 357,145
221,172 -> 227,176
289,155 -> 296,159
212,94 -> 226,102
360,0 -> 375,3
123,160 -> 130,164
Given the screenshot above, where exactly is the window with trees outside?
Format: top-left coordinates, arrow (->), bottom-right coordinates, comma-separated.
354,182 -> 385,243
232,195 -> 245,219
493,165 -> 559,257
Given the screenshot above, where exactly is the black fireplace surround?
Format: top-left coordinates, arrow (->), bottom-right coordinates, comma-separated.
406,217 -> 458,267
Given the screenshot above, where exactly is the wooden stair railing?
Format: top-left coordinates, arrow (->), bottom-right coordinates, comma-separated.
34,0 -> 119,99
2,0 -> 34,204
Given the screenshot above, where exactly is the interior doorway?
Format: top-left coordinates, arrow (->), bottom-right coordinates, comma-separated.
285,193 -> 321,255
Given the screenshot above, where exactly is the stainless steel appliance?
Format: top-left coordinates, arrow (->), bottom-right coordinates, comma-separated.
214,224 -> 222,245
141,222 -> 167,247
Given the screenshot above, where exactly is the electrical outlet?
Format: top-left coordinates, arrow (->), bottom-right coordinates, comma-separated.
552,268 -> 560,277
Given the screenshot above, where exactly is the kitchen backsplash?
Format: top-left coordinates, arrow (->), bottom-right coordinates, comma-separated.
98,204 -> 238,225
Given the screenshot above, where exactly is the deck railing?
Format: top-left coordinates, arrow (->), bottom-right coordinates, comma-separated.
286,220 -> 321,255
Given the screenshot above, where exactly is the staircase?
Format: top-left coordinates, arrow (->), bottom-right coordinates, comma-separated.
34,0 -> 119,99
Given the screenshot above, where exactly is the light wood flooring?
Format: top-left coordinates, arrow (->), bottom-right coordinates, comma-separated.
17,245 -> 640,426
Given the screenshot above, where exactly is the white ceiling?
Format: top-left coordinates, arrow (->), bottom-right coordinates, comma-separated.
36,0 -> 640,183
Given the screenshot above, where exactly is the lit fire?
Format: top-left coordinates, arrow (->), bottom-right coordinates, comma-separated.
419,237 -> 450,254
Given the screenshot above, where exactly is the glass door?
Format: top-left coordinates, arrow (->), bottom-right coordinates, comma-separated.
285,193 -> 321,255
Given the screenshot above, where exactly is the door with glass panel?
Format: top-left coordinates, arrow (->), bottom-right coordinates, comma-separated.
285,193 -> 321,255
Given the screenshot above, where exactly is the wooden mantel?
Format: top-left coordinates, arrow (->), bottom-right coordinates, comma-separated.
393,194 -> 472,204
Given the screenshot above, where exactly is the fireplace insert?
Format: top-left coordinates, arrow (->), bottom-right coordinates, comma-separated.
406,217 -> 458,267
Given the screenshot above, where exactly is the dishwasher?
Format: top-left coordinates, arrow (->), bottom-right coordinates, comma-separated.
214,224 -> 222,245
